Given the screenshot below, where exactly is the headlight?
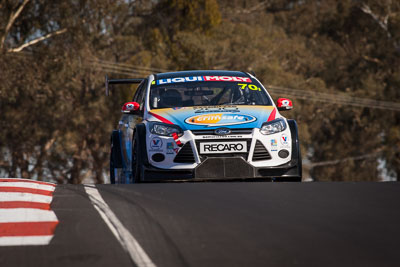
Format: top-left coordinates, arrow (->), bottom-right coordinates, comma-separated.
260,118 -> 287,135
149,122 -> 183,137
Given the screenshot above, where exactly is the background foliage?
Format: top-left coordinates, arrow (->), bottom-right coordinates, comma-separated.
0,0 -> 399,183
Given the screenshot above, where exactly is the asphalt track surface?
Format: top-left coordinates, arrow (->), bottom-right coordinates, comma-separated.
1,182 -> 400,267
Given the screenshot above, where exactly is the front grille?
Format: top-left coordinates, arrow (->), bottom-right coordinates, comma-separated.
191,128 -> 253,136
195,139 -> 252,161
252,140 -> 272,161
174,142 -> 195,163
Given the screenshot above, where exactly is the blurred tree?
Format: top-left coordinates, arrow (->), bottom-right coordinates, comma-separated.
0,0 -> 144,183
232,0 -> 400,181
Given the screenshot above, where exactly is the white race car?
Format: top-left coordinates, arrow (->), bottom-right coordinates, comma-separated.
108,70 -> 301,183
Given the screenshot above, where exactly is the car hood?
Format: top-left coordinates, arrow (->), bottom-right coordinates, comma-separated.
147,105 -> 277,131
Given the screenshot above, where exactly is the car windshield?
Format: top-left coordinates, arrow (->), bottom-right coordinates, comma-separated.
149,77 -> 272,109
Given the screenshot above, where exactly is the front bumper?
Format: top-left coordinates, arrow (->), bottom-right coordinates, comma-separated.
143,120 -> 300,181
142,155 -> 300,181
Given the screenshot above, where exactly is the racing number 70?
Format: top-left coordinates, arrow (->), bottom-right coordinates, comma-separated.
238,83 -> 261,91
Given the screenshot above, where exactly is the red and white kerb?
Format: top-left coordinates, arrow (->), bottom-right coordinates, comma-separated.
0,178 -> 59,246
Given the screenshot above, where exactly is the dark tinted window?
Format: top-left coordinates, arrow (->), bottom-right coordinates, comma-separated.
132,80 -> 147,112
149,77 -> 272,109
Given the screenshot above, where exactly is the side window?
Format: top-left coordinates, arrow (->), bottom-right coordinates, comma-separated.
137,80 -> 147,105
137,80 -> 147,112
132,81 -> 144,102
131,80 -> 148,114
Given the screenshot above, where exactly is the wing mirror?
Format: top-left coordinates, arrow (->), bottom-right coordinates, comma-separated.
121,102 -> 140,114
277,98 -> 293,111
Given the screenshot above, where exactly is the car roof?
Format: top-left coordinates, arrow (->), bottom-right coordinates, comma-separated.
155,70 -> 250,79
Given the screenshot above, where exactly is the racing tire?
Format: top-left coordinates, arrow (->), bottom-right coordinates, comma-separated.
110,130 -> 123,184
131,124 -> 148,183
273,120 -> 302,182
131,134 -> 143,183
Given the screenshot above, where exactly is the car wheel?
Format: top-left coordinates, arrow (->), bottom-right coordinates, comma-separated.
110,130 -> 124,184
131,131 -> 143,183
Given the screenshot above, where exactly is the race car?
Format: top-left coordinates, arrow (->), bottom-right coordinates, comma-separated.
108,70 -> 302,183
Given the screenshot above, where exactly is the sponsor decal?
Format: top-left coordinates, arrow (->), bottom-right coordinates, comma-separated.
214,128 -> 231,135
185,113 -> 256,126
277,98 -> 293,109
194,106 -> 240,114
122,102 -> 139,113
280,134 -> 289,145
271,139 -> 278,151
203,76 -> 251,82
157,76 -> 203,85
155,76 -> 251,85
199,135 -> 244,139
200,141 -> 247,154
281,99 -> 290,106
126,103 -> 135,110
166,142 -> 175,154
150,137 -> 163,150
167,142 -> 174,149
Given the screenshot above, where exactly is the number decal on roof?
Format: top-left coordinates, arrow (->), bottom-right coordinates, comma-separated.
238,83 -> 261,91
